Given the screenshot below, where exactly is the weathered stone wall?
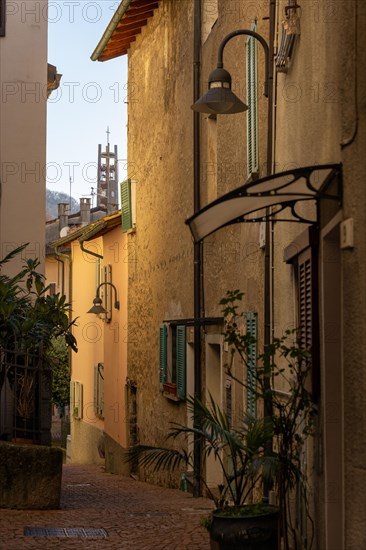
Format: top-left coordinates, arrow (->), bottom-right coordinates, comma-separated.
126,0 -> 271,486
127,0 -> 195,484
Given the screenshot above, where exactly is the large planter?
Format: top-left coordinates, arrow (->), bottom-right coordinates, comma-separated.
209,504 -> 279,550
0,441 -> 63,509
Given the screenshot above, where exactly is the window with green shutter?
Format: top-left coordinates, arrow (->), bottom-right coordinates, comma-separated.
159,324 -> 186,401
121,179 -> 132,232
244,312 -> 257,417
246,23 -> 259,179
159,325 -> 168,391
176,325 -> 186,400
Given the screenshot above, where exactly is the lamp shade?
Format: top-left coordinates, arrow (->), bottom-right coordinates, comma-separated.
87,296 -> 107,315
192,67 -> 248,114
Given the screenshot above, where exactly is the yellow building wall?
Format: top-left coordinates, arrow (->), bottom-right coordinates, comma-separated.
68,227 -> 128,472
102,229 -> 129,474
69,238 -> 104,465
45,255 -> 70,299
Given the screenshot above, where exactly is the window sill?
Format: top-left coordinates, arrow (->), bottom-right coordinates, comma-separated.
163,391 -> 181,402
162,383 -> 181,402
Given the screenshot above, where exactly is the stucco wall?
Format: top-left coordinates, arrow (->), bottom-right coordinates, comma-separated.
70,239 -> 104,464
0,0 -> 47,275
69,227 -> 129,469
102,229 -> 129,470
273,1 -> 366,548
339,2 -> 366,548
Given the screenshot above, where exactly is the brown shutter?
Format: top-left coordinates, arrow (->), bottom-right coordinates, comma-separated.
298,249 -> 312,350
0,1 -> 5,37
297,247 -> 320,399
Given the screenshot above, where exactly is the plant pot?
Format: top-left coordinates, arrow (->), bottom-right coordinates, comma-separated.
162,383 -> 177,397
209,504 -> 279,550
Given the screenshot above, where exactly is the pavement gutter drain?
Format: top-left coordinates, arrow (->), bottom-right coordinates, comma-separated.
24,527 -> 108,538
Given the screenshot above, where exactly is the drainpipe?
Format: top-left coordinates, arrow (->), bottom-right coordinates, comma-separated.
262,0 -> 276,500
264,2 -> 276,375
79,238 -> 103,260
53,246 -> 73,378
193,0 -> 202,499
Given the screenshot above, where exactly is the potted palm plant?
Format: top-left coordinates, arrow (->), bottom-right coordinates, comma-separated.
126,394 -> 279,549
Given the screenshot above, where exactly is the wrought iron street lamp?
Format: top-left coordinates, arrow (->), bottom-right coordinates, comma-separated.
191,29 -> 270,115
87,282 -> 120,314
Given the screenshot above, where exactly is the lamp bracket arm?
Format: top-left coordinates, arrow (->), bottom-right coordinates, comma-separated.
96,281 -> 117,295
96,281 -> 120,309
217,29 -> 270,97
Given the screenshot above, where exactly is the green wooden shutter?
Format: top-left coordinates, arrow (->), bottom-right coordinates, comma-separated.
159,325 -> 168,391
121,179 -> 132,232
246,24 -> 259,179
244,312 -> 257,417
176,325 -> 186,400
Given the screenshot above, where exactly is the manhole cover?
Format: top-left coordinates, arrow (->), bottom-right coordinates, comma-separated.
24,527 -> 108,538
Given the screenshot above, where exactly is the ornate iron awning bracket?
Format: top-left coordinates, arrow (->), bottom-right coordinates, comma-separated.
186,164 -> 342,242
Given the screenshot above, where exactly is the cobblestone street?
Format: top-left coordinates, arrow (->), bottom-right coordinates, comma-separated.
0,464 -> 213,549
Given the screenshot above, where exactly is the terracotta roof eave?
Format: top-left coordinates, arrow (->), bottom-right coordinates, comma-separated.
91,0 -> 160,62
91,0 -> 132,62
114,19 -> 148,35
100,50 -> 129,61
128,0 -> 159,10
119,9 -> 154,25
102,37 -> 136,56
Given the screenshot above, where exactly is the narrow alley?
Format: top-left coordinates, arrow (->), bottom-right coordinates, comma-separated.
0,464 -> 213,550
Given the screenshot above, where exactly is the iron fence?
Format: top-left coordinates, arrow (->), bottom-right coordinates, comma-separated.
0,348 -> 52,445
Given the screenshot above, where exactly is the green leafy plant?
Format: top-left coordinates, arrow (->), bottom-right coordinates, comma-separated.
47,336 -> 70,409
126,394 -> 275,508
221,290 -> 317,549
0,245 -> 77,428
0,244 -> 77,356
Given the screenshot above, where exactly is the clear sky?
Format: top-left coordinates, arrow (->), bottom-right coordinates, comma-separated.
47,1 -> 127,207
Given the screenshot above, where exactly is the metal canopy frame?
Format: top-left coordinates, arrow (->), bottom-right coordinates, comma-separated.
186,164 -> 342,242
